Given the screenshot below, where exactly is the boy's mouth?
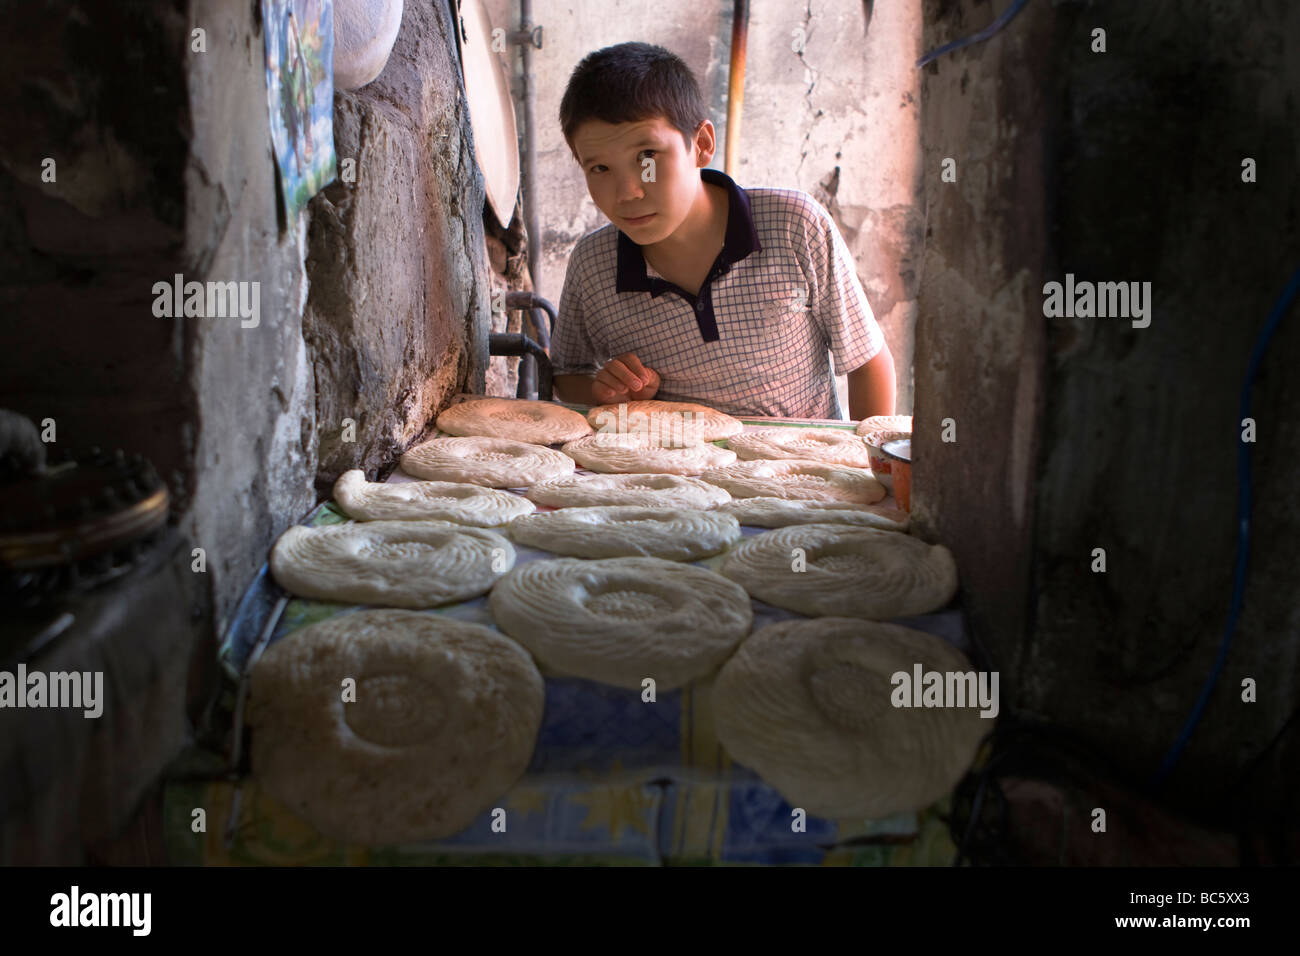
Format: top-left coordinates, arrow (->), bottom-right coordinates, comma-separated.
621,213 -> 656,227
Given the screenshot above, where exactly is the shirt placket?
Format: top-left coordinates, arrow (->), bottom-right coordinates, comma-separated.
648,254 -> 727,343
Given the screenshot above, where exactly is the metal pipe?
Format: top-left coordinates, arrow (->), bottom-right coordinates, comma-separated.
504,292 -> 554,400
518,0 -> 542,297
488,332 -> 553,400
724,0 -> 750,176
507,1 -> 545,399
505,290 -> 555,345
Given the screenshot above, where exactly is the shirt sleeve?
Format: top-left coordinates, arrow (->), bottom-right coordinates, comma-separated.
549,242 -> 601,377
798,200 -> 886,376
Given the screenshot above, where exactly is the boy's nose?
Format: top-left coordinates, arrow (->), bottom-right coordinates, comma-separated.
615,171 -> 645,203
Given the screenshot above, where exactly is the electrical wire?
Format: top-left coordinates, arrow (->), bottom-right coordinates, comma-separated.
1152,264 -> 1300,787
916,0 -> 1033,69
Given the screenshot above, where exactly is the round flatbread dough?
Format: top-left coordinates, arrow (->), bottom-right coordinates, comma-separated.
526,472 -> 732,510
507,506 -> 741,560
699,458 -> 886,504
718,497 -> 910,533
560,432 -> 737,475
435,397 -> 593,444
401,436 -> 576,487
270,520 -> 515,608
333,469 -> 535,525
855,414 -> 913,439
586,400 -> 745,442
489,557 -> 753,689
249,609 -> 544,845
721,523 -> 957,618
713,616 -> 987,819
726,428 -> 874,468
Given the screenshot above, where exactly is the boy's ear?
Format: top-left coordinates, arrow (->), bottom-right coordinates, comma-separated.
692,120 -> 717,168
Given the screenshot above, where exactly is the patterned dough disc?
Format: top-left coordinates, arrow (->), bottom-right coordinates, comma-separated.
525,472 -> 732,510
560,432 -> 737,475
718,496 -> 910,532
333,470 -> 535,525
249,610 -> 544,845
862,428 -> 912,452
270,520 -> 515,608
720,523 -> 957,618
699,458 -> 886,504
488,556 -> 753,689
726,427 -> 874,468
855,414 -> 913,439
435,397 -> 593,444
586,400 -> 745,442
507,506 -> 741,560
713,617 -> 987,819
400,436 -> 575,487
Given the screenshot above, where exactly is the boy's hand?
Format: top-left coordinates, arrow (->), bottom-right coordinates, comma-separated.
593,353 -> 661,404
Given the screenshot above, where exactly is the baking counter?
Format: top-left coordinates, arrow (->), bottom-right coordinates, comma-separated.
167,407 -> 969,866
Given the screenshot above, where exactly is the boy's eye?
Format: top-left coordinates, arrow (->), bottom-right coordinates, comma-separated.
588,164 -> 607,174
638,150 -> 657,161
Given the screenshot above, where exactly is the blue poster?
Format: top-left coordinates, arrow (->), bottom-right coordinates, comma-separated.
263,0 -> 337,222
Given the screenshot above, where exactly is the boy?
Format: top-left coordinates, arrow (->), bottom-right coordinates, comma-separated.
550,42 -> 896,421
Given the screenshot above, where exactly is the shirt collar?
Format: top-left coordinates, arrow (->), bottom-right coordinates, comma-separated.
615,167 -> 762,294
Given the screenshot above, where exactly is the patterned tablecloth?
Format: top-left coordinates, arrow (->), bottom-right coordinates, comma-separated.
166,404 -> 970,866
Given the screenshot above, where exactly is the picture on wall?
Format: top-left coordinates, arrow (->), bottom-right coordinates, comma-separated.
263,0 -> 337,223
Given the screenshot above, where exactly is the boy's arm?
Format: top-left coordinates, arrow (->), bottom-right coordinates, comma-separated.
799,199 -> 896,419
847,344 -> 897,420
550,243 -> 603,404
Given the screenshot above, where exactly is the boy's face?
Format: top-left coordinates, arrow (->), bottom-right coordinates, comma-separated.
571,116 -> 714,246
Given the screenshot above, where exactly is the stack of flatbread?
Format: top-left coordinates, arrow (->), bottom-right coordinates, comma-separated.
713,617 -> 986,819
489,556 -> 752,690
333,470 -> 534,525
249,610 -> 544,845
720,524 -> 957,618
270,520 -> 514,608
855,414 -> 913,440
401,436 -> 574,487
586,400 -> 744,443
507,506 -> 741,560
699,459 -> 886,504
526,472 -> 732,510
726,427 -> 873,468
560,432 -> 736,475
248,394 -> 976,845
435,397 -> 592,444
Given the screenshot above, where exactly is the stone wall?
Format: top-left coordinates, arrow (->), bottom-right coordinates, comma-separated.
0,0 -> 490,633
305,0 -> 490,493
916,0 -> 1300,813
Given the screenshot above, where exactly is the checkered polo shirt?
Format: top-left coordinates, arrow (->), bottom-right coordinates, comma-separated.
549,168 -> 885,420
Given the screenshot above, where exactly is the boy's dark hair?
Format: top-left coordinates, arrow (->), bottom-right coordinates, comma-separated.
559,42 -> 708,158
